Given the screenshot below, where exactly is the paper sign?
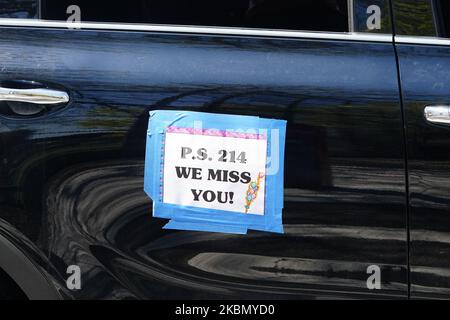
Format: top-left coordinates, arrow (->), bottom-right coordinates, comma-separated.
144,110 -> 286,234
163,127 -> 267,215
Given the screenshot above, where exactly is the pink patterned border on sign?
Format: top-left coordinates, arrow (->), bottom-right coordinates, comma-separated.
166,126 -> 266,140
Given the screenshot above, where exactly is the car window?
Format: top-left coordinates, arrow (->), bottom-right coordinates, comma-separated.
1,0 -> 352,32
0,0 -> 397,35
41,0 -> 348,31
42,0 -> 350,32
392,0 -> 437,37
0,0 -> 37,18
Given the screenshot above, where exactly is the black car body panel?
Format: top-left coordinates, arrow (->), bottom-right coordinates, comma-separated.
0,25 -> 408,299
396,43 -> 450,298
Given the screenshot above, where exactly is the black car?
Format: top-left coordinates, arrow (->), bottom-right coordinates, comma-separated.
0,0 -> 450,300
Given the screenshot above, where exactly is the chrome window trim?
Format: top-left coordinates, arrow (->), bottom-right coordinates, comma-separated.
0,18 -> 392,42
348,0 -> 355,33
395,35 -> 450,46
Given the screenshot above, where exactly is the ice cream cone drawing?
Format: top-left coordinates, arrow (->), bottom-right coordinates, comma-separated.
244,172 -> 264,213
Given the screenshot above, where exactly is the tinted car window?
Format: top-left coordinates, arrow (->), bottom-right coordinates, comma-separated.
392,0 -> 437,37
39,0 -> 349,32
0,0 -> 37,18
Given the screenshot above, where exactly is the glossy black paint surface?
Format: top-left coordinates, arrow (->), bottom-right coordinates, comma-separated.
396,43 -> 450,298
0,27 -> 406,299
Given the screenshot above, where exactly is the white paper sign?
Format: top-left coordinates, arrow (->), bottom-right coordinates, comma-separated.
163,128 -> 267,215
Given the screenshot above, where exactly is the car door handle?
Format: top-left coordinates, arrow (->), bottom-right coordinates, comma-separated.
0,87 -> 69,105
424,105 -> 450,124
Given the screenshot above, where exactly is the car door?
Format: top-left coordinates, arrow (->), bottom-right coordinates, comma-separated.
393,0 -> 450,299
0,0 -> 408,299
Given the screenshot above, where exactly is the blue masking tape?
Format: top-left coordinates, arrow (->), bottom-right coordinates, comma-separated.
163,220 -> 248,235
144,110 -> 286,234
